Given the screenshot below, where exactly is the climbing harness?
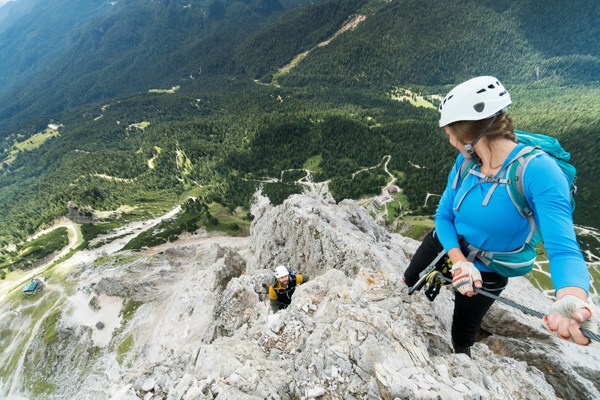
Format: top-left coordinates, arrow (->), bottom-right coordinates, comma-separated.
421,268 -> 449,301
415,271 -> 600,343
407,249 -> 451,301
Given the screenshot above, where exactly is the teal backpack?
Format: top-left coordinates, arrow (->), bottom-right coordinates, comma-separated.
451,130 -> 577,277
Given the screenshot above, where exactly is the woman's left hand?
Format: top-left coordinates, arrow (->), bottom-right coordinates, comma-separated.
544,292 -> 597,345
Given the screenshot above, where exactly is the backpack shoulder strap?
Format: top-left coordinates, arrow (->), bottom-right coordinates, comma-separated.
506,146 -> 543,245
506,147 -> 543,215
451,157 -> 475,190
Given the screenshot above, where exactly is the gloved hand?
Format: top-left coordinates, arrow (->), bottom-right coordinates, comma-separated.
450,261 -> 482,297
544,294 -> 598,345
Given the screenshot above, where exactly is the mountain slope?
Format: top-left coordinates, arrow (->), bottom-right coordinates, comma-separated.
0,0 -> 110,92
271,0 -> 599,86
0,0 -> 290,135
234,0 -> 368,80
1,192 -> 598,399
0,0 -> 599,243
2,0 -> 599,135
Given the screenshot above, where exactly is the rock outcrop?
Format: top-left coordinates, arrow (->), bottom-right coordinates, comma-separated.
24,190 -> 600,399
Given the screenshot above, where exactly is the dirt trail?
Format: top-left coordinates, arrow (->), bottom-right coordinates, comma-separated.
0,220 -> 80,305
1,204 -> 239,398
272,15 -> 367,81
56,205 -> 183,274
382,155 -> 396,189
7,296 -> 62,398
143,231 -> 250,256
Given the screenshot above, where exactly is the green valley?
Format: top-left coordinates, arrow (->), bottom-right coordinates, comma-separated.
0,0 -> 598,271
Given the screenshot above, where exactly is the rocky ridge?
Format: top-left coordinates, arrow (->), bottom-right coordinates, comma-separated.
24,189 -> 600,399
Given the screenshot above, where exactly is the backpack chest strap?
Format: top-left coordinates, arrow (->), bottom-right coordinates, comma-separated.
454,168 -> 511,212
453,145 -> 538,213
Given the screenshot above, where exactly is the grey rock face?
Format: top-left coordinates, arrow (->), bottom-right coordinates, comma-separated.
31,190 -> 600,400
249,192 -> 398,281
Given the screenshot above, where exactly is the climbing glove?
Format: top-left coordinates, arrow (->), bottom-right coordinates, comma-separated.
547,294 -> 598,344
450,261 -> 482,296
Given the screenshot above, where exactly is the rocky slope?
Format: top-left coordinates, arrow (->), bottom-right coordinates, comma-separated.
12,188 -> 600,399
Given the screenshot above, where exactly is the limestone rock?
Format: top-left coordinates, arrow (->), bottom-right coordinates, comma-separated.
35,190 -> 600,400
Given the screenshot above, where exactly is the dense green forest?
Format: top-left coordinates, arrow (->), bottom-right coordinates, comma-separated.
0,0 -> 294,133
0,0 -> 598,247
1,0 -> 598,136
0,227 -> 68,277
2,80 -> 598,246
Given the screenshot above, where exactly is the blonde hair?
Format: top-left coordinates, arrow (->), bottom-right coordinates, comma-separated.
449,113 -> 516,144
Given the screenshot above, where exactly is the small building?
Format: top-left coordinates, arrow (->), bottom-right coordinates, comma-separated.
386,185 -> 402,194
22,278 -> 44,295
373,195 -> 393,209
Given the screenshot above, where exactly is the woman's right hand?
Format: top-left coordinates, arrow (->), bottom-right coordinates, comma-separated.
450,261 -> 482,297
544,291 -> 597,345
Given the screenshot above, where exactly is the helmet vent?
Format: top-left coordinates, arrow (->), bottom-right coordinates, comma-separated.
488,84 -> 495,89
499,90 -> 507,96
476,88 -> 486,94
473,102 -> 485,112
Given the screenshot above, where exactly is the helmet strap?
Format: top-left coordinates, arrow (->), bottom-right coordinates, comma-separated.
463,143 -> 481,166
462,114 -> 499,166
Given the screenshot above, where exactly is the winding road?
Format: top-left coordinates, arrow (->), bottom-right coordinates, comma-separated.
0,219 -> 81,306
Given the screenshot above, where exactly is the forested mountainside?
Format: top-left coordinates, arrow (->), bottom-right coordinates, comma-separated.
0,0 -> 598,134
0,0 -> 110,92
267,0 -> 600,87
0,0 -> 305,133
0,0 -> 599,246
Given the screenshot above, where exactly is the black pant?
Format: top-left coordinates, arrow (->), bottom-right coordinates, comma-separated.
404,229 -> 448,287
452,271 -> 507,347
405,230 -> 508,347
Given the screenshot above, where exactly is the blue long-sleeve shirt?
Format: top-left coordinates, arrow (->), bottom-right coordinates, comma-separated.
435,144 -> 589,293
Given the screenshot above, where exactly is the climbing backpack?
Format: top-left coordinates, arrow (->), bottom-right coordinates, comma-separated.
451,130 -> 577,277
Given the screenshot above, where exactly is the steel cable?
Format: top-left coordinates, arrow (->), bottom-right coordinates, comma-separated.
435,274 -> 600,343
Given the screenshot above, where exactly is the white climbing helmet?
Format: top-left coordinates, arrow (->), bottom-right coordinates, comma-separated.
438,76 -> 512,127
274,265 -> 289,278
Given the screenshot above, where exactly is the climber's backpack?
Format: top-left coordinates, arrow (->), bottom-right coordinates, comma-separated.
451,130 -> 577,277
